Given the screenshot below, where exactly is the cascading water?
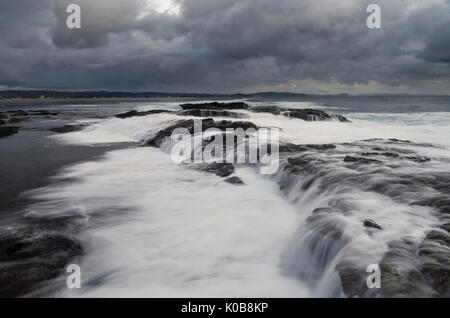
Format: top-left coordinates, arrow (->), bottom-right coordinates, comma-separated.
5,100 -> 450,297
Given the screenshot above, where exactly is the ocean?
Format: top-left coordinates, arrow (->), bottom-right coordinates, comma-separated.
1,95 -> 449,297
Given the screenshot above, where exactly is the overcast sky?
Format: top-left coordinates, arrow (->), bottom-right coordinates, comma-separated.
0,0 -> 449,94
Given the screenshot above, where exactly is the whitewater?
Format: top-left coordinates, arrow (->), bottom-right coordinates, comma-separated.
14,98 -> 450,297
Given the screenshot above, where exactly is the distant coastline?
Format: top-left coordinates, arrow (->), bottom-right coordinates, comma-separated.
1,90 -> 449,102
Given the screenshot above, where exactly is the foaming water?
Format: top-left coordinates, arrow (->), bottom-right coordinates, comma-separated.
23,98 -> 450,297
27,148 -> 310,297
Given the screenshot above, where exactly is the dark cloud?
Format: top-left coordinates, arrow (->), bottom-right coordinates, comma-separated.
0,0 -> 449,93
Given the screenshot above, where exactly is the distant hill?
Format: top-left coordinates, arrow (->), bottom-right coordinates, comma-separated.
0,90 -> 314,100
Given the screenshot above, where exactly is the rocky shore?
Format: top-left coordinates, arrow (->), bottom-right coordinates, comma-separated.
124,102 -> 449,298
1,101 -> 449,298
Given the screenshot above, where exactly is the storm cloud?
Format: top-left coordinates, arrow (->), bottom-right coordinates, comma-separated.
0,0 -> 449,94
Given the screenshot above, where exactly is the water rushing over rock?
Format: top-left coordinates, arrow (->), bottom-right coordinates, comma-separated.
1,99 -> 450,297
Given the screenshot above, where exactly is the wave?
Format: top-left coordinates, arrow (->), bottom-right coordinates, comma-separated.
11,102 -> 450,297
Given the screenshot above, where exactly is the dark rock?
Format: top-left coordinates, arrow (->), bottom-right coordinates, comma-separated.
418,229 -> 450,296
331,114 -> 351,122
115,109 -> 175,119
178,103 -> 351,122
389,139 -> 412,143
336,265 -> 369,298
361,152 -> 380,156
148,119 -> 196,147
286,109 -> 331,121
212,120 -> 258,131
9,117 -> 27,124
177,109 -> 250,119
147,118 -> 258,148
279,143 -> 310,153
0,234 -> 82,297
49,125 -> 83,133
382,152 -> 400,158
0,126 -> 19,139
287,157 -> 314,167
199,163 -> 235,178
421,263 -> 450,297
283,156 -> 319,176
249,105 -> 350,122
0,119 -> 5,125
9,110 -> 28,117
441,223 -> 450,233
364,219 -> 383,230
381,240 -> 441,298
279,143 -> 336,153
426,230 -> 450,246
344,156 -> 382,164
305,212 -> 346,240
249,106 -> 282,115
404,156 -> 431,163
0,113 -> 7,119
29,110 -> 58,116
411,196 -> 450,213
180,102 -> 249,111
224,176 -> 244,185
307,144 -> 336,151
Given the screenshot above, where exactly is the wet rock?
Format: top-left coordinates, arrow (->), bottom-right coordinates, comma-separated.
389,139 -> 412,143
364,219 -> 383,230
148,119 -> 196,147
404,156 -> 431,163
307,144 -> 336,151
224,176 -> 244,185
382,152 -> 400,158
9,117 -> 28,124
337,237 -> 443,298
306,212 -> 346,240
284,157 -> 318,175
287,157 -> 314,167
379,240 -> 440,298
0,126 -> 19,139
180,102 -> 249,111
426,230 -> 450,246
9,110 -> 28,117
279,143 -> 310,153
115,109 -> 175,119
412,196 -> 450,214
0,234 -> 82,297
422,263 -> 450,296
441,223 -> 450,233
249,106 -> 282,115
279,143 -> 336,153
29,110 -> 58,116
286,109 -> 337,121
147,118 -> 258,148
379,263 -> 437,298
249,106 -> 350,122
344,156 -> 382,164
336,265 -> 369,298
49,125 -> 83,133
177,109 -> 250,119
418,229 -> 450,297
361,152 -> 380,156
331,114 -> 351,122
198,163 -> 235,178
